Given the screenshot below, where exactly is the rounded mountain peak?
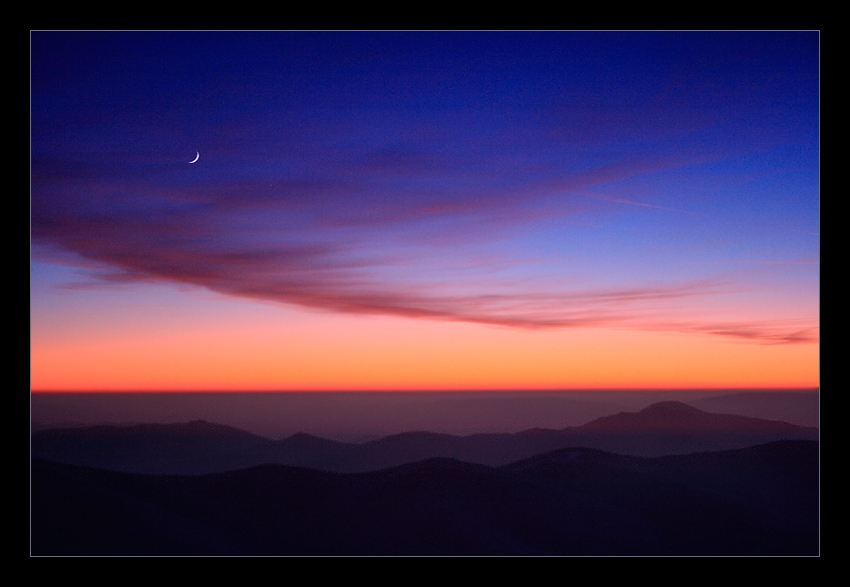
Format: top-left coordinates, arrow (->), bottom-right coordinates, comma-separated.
637,401 -> 704,416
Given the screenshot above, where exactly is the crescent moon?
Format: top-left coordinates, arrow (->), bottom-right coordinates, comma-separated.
189,152 -> 199,164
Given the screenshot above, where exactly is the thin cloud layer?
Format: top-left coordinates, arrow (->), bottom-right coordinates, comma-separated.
31,150 -> 817,345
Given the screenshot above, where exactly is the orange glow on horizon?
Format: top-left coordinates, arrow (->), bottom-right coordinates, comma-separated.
30,307 -> 819,392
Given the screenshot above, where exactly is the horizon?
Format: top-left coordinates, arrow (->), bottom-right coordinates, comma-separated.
30,387 -> 819,398
31,32 -> 819,394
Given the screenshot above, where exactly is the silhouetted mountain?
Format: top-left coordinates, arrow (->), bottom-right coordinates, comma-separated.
31,390 -> 819,440
688,391 -> 819,428
31,440 -> 819,556
262,432 -> 359,471
580,401 -> 809,433
571,401 -> 818,457
30,420 -> 276,475
31,403 -> 818,475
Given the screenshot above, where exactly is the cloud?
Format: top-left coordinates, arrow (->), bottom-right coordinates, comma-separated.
578,191 -> 693,214
670,322 -> 820,345
31,146 -> 817,346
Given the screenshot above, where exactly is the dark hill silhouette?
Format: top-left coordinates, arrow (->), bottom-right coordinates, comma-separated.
571,401 -> 818,458
689,391 -> 819,428
30,420 -> 278,475
580,401 -> 808,433
31,440 -> 819,556
31,403 -> 818,475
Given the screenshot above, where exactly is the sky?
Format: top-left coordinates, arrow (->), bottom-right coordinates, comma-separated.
30,31 -> 819,392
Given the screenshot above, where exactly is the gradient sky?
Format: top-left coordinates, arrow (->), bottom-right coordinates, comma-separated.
30,31 -> 819,391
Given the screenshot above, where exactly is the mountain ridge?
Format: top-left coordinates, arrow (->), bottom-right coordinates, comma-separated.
578,400 -> 811,433
31,439 -> 819,556
31,401 -> 818,475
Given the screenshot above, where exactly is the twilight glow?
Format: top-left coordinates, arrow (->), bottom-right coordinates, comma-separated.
30,31 -> 819,391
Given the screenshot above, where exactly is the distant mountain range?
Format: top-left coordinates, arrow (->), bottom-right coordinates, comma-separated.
30,389 -> 820,440
31,440 -> 819,555
31,401 -> 818,475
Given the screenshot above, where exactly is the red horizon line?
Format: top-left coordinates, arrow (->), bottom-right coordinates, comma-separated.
31,386 -> 820,394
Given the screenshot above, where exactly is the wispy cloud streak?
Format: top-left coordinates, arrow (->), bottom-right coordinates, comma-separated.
31,154 -> 817,345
